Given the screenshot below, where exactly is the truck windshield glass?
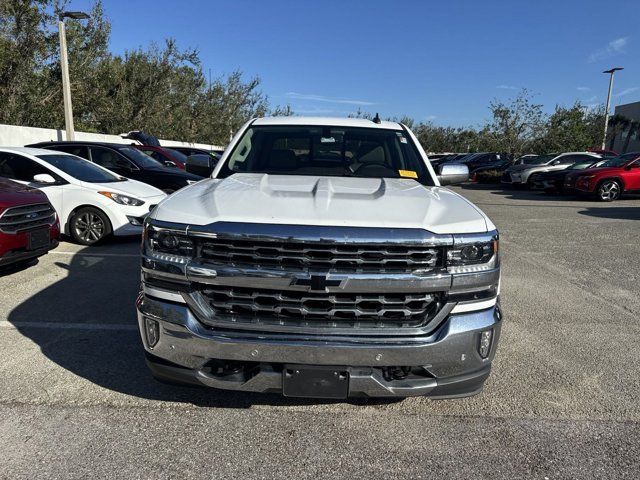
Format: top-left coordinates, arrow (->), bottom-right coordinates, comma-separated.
219,126 -> 434,185
37,154 -> 125,183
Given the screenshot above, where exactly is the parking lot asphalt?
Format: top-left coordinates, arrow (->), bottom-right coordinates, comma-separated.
1,186 -> 639,479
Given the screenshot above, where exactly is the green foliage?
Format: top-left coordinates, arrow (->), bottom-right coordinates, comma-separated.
0,0 -> 273,144
412,91 -> 606,156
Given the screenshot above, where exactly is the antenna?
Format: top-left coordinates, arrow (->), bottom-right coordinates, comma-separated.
373,113 -> 381,124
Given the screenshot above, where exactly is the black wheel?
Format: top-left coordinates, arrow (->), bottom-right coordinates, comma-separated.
70,207 -> 112,245
596,179 -> 621,202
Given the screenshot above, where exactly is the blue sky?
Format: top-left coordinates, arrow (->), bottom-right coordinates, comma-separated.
75,0 -> 638,126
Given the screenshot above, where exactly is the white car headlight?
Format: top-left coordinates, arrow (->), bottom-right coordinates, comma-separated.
98,191 -> 144,206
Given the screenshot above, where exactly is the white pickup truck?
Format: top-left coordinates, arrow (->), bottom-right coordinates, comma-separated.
137,116 -> 502,399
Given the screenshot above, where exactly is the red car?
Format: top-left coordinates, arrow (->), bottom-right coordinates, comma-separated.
0,179 -> 59,268
132,145 -> 188,170
565,152 -> 640,201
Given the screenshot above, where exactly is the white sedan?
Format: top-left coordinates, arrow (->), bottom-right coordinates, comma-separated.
0,147 -> 166,245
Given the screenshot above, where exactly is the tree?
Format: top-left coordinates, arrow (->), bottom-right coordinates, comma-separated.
541,103 -> 605,152
485,89 -> 545,157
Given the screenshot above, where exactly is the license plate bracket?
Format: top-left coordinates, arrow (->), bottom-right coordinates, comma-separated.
27,229 -> 50,250
282,365 -> 349,399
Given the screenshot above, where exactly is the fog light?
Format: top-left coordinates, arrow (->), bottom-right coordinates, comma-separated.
478,329 -> 493,359
126,215 -> 144,226
145,318 -> 160,348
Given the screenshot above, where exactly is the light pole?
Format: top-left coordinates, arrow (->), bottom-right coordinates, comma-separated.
601,67 -> 623,150
57,11 -> 89,141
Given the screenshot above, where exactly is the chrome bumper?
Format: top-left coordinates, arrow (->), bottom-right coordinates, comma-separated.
137,293 -> 502,397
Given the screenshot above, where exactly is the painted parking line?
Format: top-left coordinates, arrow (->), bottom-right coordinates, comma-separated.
0,321 -> 137,331
50,251 -> 140,258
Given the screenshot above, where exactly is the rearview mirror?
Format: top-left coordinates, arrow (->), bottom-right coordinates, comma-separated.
33,173 -> 57,184
186,154 -> 216,177
437,164 -> 469,186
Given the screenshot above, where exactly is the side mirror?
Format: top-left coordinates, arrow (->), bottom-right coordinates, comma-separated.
164,160 -> 178,168
186,154 -> 216,177
552,160 -> 561,165
33,173 -> 57,184
437,163 -> 469,186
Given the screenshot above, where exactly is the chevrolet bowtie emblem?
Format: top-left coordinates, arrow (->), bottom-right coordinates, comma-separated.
293,275 -> 342,291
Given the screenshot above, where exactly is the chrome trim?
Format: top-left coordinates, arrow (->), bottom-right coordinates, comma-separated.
452,229 -> 498,246
181,289 -> 453,337
0,203 -> 56,234
189,222 -> 454,246
137,294 -> 502,369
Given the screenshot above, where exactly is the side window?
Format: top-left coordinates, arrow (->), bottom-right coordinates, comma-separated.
558,155 -> 579,164
0,153 -> 55,182
90,147 -> 134,170
140,149 -> 163,162
49,145 -> 90,160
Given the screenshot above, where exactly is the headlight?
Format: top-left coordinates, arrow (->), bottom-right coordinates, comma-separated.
447,232 -> 499,274
143,221 -> 194,265
99,191 -> 144,206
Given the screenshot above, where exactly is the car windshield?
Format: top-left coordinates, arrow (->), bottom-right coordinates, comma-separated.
37,154 -> 124,183
597,153 -> 640,168
117,147 -> 165,168
522,154 -> 556,165
219,125 -> 435,185
165,149 -> 188,163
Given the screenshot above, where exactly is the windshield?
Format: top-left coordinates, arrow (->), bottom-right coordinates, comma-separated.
37,154 -> 124,183
117,147 -> 165,168
598,153 -> 640,168
218,125 -> 435,185
165,148 -> 188,163
522,154 -> 556,165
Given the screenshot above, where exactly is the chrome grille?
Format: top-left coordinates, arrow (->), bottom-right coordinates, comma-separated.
195,286 -> 439,330
197,238 -> 441,273
0,203 -> 56,234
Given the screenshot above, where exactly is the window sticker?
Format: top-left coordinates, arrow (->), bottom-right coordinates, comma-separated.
398,169 -> 418,179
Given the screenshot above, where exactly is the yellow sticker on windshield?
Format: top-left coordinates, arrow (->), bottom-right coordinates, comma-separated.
398,170 -> 418,179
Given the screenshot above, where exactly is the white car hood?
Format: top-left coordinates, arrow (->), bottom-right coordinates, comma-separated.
86,178 -> 166,199
153,174 -> 490,234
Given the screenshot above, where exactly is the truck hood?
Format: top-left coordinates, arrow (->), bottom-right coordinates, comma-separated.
152,174 -> 491,234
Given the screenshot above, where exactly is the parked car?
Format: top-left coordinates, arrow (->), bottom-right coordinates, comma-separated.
132,145 -> 189,170
26,141 -> 203,193
429,153 -> 468,169
469,160 -> 514,182
564,152 -> 640,201
530,158 -> 605,193
138,116 -> 501,399
170,146 -> 222,161
501,152 -> 602,187
0,178 -> 59,268
0,147 -> 166,245
451,152 -> 508,172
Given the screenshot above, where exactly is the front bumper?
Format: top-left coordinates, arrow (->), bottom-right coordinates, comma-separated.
137,293 -> 502,398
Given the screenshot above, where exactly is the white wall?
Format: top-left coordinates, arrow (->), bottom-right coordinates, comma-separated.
0,123 -> 226,151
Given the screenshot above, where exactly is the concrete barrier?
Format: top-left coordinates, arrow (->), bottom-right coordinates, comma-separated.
0,123 -> 225,151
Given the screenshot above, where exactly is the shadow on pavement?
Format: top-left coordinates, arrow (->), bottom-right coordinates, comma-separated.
578,206 -> 640,221
7,239 -> 399,408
